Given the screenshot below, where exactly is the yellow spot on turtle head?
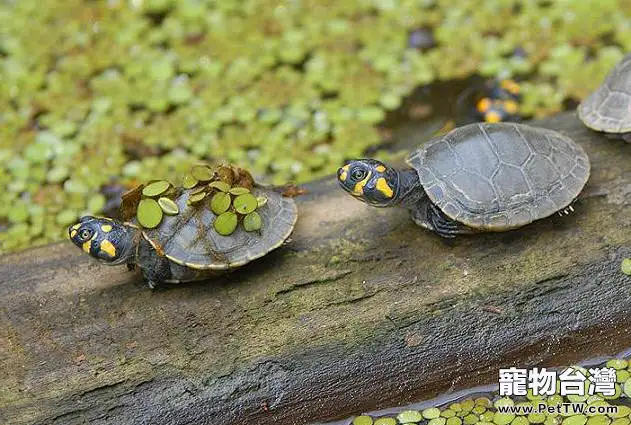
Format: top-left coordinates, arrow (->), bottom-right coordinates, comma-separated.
100,239 -> 116,258
501,79 -> 520,94
339,164 -> 349,182
375,165 -> 386,173
477,98 -> 491,113
485,111 -> 502,123
70,229 -> 77,238
352,171 -> 371,196
503,100 -> 518,114
71,223 -> 81,231
101,224 -> 113,233
376,177 -> 393,198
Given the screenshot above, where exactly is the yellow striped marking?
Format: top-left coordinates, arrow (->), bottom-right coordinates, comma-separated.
339,164 -> 349,182
101,224 -> 113,232
70,229 -> 77,238
82,233 -> 96,253
71,223 -> 81,231
375,165 -> 386,173
352,171 -> 371,196
375,177 -> 393,198
100,239 -> 116,258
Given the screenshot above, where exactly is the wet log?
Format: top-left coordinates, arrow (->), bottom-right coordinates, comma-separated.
2,112 -> 631,425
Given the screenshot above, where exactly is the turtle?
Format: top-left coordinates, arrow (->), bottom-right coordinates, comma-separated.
578,53 -> 631,142
69,181 -> 298,287
337,122 -> 590,238
457,78 -> 522,124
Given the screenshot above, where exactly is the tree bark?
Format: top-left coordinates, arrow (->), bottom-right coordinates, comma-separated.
2,112 -> 631,425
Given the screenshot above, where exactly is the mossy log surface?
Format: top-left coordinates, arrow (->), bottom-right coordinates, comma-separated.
2,112 -> 631,425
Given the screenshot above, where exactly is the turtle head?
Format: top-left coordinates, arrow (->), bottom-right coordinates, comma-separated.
337,159 -> 399,207
68,216 -> 138,265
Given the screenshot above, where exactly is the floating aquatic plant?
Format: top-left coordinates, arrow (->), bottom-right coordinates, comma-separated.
1,0 -> 630,251
348,357 -> 631,425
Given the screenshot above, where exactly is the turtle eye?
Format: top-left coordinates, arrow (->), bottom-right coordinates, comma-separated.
79,228 -> 93,242
351,168 -> 367,181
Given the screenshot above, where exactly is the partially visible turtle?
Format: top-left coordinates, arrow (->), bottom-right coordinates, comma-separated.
578,53 -> 631,142
458,78 -> 523,124
337,122 -> 590,238
69,165 -> 298,287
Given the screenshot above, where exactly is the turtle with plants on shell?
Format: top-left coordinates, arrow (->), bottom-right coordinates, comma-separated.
68,164 -> 298,287
337,122 -> 590,238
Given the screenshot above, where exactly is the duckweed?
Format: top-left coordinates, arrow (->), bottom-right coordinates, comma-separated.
339,355 -> 631,425
142,180 -> 171,197
213,212 -> 238,236
397,410 -> 424,423
233,193 -> 258,215
137,199 -> 163,229
2,0 -> 631,252
243,212 -> 262,232
210,192 -> 232,215
158,197 -> 179,215
621,259 -> 631,276
353,416 -> 374,425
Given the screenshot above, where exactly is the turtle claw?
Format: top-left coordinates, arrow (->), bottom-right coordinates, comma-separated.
558,205 -> 576,216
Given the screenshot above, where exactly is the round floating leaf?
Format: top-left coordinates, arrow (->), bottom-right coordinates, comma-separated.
607,359 -> 628,370
142,180 -> 171,197
191,164 -> 214,181
188,192 -> 207,204
397,411 -> 423,423
442,410 -> 456,418
137,199 -> 163,229
374,419 -> 396,425
233,193 -> 258,214
424,408 -> 441,420
158,197 -> 179,215
463,414 -> 479,425
243,212 -> 262,232
493,413 -> 514,425
610,406 -> 631,418
257,196 -> 268,208
352,416 -> 373,425
210,192 -> 231,215
621,258 -> 631,276
494,398 -> 514,409
429,418 -> 447,425
529,413 -> 547,424
182,174 -> 198,189
616,369 -> 630,383
587,417 -> 611,425
563,416 -> 587,425
229,186 -> 250,195
214,212 -> 238,236
209,181 -> 231,192
446,417 -> 462,425
513,417 -> 530,425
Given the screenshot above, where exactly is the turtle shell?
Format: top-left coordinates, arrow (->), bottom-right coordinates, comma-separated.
141,187 -> 297,270
406,122 -> 590,231
578,53 -> 631,134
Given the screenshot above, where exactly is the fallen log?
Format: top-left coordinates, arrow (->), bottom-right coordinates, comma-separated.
1,112 -> 631,425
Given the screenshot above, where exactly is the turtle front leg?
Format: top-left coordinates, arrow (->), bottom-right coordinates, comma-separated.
415,202 -> 476,238
137,239 -> 172,288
